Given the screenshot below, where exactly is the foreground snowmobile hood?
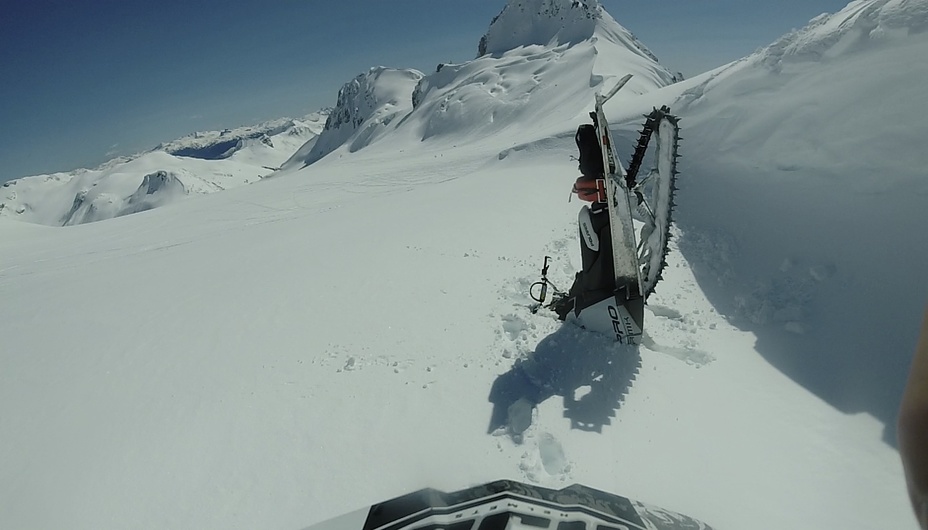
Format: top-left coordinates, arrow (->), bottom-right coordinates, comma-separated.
304,480 -> 713,530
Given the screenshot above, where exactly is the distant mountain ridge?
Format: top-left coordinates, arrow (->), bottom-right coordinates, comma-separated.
3,0 -> 679,226
295,0 -> 676,168
158,115 -> 326,161
0,113 -> 326,226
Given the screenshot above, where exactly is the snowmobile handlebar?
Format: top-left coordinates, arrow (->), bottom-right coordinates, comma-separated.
530,256 -> 552,305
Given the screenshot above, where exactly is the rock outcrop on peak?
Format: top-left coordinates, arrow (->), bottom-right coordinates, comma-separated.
300,67 -> 423,165
477,0 -> 662,68
478,0 -> 604,57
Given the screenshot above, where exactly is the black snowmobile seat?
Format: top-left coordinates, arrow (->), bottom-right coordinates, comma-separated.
575,123 -> 604,178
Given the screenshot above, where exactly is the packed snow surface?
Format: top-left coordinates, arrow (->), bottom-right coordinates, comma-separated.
1,1 -> 926,529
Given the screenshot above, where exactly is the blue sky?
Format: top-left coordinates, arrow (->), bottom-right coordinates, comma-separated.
0,0 -> 853,182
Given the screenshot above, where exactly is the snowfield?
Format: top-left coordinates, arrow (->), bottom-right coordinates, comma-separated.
1,1 -> 926,529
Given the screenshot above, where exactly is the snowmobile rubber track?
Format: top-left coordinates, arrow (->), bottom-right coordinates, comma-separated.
634,106 -> 680,300
626,105 -> 673,186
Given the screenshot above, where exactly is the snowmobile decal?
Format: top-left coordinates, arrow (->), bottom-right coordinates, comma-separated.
566,296 -> 642,343
578,205 -> 600,251
303,480 -> 714,530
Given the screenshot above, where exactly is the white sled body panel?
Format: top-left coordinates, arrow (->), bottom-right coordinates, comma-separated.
569,294 -> 642,345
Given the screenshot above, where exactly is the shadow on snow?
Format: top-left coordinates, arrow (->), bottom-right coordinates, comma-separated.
487,323 -> 640,436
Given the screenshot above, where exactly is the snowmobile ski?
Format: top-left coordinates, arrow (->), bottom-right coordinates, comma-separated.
303,479 -> 714,530
600,73 -> 633,105
595,81 -> 644,297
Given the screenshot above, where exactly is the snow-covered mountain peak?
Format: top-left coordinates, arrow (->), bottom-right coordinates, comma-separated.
59,169 -> 187,225
303,67 -> 424,164
478,0 -> 602,56
291,1 -> 676,167
477,0 -> 660,64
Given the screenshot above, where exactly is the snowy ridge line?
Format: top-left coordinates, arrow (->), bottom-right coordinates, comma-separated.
759,0 -> 928,67
0,116 -> 324,226
156,113 -> 326,157
298,0 -> 676,169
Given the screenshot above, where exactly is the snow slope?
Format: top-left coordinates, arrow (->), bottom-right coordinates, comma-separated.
0,114 -> 326,226
663,0 -> 928,444
1,1 -> 924,530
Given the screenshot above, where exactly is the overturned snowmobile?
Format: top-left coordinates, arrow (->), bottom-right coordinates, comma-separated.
533,75 -> 680,345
